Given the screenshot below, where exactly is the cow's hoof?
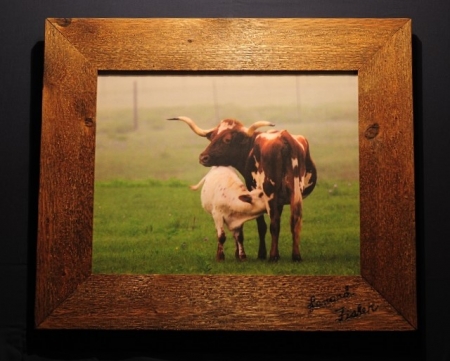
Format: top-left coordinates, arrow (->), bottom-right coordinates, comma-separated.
257,252 -> 267,260
216,254 -> 225,262
292,254 -> 302,262
268,255 -> 280,262
235,252 -> 247,261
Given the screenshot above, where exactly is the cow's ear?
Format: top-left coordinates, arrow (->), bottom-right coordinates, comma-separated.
206,131 -> 214,141
238,194 -> 253,204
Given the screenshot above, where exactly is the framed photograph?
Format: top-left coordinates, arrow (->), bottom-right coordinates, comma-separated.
35,18 -> 416,330
93,73 -> 360,276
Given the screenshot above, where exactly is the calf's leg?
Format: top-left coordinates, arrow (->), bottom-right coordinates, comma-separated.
213,213 -> 226,261
233,226 -> 247,261
216,229 -> 226,261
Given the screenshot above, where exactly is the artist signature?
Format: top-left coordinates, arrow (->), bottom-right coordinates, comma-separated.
307,286 -> 379,322
335,303 -> 379,322
307,285 -> 355,310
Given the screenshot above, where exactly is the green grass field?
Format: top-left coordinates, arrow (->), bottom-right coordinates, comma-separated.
93,75 -> 359,275
92,178 -> 360,275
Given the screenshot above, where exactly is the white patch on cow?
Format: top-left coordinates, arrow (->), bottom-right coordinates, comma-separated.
250,169 -> 274,215
263,192 -> 275,216
253,155 -> 260,169
217,121 -> 236,134
291,157 -> 303,205
303,171 -> 314,190
259,130 -> 281,140
234,233 -> 245,257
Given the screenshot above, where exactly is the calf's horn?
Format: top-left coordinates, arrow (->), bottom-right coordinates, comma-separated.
167,116 -> 215,137
246,121 -> 275,136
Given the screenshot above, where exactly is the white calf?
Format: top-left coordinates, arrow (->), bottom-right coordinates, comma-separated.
191,166 -> 266,261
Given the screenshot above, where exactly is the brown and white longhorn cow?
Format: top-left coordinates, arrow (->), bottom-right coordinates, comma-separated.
190,166 -> 266,261
168,116 -> 317,261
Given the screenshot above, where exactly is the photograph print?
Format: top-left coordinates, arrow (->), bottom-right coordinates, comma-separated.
93,74 -> 359,276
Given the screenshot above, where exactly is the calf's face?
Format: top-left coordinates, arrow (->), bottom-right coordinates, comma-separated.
238,189 -> 266,215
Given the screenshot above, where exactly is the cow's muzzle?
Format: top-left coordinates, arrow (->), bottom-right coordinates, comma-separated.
199,153 -> 211,166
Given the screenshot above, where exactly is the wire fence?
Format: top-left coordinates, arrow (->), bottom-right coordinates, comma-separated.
97,74 -> 358,128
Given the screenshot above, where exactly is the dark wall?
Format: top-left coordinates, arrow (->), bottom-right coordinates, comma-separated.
1,1 -> 449,360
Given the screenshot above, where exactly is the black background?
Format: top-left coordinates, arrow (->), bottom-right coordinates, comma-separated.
1,1 -> 449,360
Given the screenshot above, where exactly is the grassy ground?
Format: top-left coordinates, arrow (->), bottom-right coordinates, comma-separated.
93,74 -> 359,275
92,178 -> 360,275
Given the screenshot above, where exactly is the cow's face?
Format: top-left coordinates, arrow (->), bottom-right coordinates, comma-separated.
167,116 -> 275,169
199,128 -> 250,167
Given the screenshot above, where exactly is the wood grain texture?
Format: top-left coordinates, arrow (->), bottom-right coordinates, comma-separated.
35,18 -> 416,331
39,275 -> 412,330
36,21 -> 97,324
52,18 -> 407,71
359,20 -> 416,327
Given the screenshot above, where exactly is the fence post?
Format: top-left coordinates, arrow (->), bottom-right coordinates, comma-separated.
133,80 -> 138,131
296,76 -> 301,121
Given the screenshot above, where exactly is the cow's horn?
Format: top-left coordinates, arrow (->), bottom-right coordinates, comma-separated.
246,121 -> 275,136
167,116 -> 215,137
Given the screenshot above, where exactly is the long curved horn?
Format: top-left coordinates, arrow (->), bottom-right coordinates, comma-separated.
167,116 -> 215,137
246,121 -> 275,136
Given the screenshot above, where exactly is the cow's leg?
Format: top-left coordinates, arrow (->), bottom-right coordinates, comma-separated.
213,213 -> 226,261
290,200 -> 303,262
268,202 -> 283,262
216,229 -> 226,261
233,226 -> 247,261
256,215 -> 267,260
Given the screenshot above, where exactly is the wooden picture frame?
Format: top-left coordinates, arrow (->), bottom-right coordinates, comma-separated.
35,18 -> 416,330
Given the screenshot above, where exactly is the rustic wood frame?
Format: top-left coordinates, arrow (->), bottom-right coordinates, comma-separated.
35,18 -> 416,331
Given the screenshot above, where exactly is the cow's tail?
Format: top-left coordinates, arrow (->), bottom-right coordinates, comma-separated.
190,176 -> 206,191
302,139 -> 317,199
